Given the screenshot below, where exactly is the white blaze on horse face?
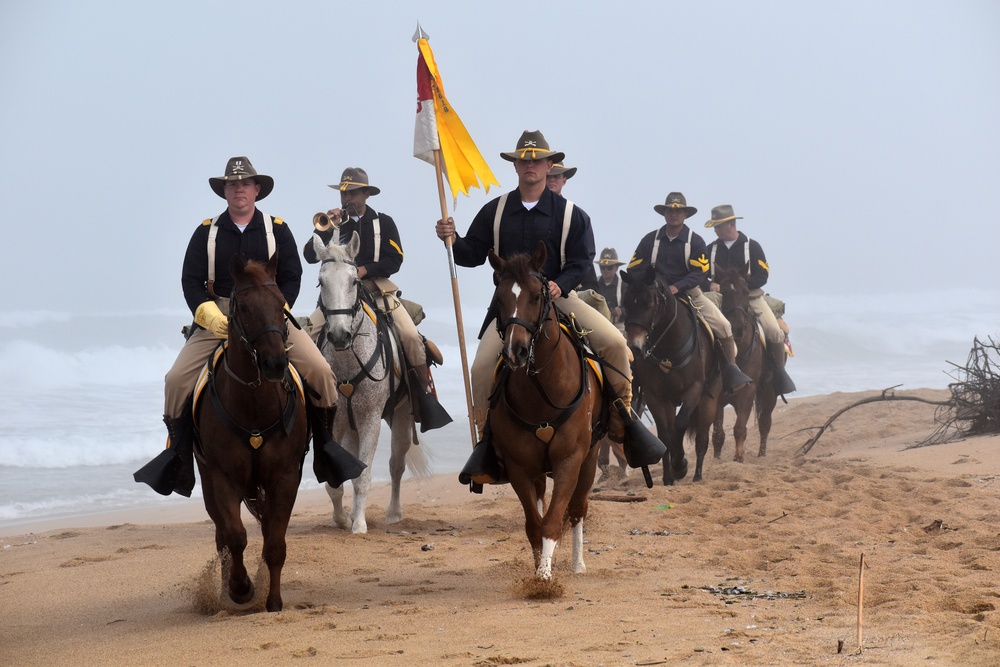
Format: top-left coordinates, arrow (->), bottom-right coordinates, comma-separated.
510,281 -> 522,320
536,536 -> 557,580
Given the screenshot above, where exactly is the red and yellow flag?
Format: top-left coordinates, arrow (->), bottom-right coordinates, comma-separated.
414,35 -> 499,199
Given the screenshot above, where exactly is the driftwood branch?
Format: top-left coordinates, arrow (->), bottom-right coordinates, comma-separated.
795,386 -> 951,456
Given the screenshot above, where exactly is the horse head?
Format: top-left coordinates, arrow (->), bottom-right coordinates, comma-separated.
620,265 -> 677,356
490,241 -> 550,370
716,264 -> 752,341
314,231 -> 363,351
228,252 -> 289,383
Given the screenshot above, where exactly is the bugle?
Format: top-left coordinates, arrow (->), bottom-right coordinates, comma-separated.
313,209 -> 346,232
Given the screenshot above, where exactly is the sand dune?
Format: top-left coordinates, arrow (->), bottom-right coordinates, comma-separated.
2,389 -> 998,666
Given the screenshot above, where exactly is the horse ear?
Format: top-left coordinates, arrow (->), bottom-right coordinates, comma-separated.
229,253 -> 246,280
312,233 -> 330,261
488,249 -> 504,273
266,248 -> 279,277
347,231 -> 361,259
532,241 -> 547,269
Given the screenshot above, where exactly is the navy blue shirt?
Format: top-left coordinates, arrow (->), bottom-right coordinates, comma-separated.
452,187 -> 596,297
303,208 -> 403,280
181,209 -> 302,314
706,232 -> 770,291
628,224 -> 711,292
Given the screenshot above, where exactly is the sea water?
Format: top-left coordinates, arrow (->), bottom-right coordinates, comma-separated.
1,289 -> 996,529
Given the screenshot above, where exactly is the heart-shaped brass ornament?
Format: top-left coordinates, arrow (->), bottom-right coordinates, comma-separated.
338,382 -> 354,397
535,424 -> 555,443
249,434 -> 264,449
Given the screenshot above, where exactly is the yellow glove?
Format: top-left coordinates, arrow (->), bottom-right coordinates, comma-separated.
195,301 -> 229,339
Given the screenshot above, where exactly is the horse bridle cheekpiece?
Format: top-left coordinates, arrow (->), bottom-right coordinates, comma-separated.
228,280 -> 289,387
496,271 -> 552,367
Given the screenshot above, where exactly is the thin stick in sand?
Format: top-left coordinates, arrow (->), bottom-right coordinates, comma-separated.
857,552 -> 866,653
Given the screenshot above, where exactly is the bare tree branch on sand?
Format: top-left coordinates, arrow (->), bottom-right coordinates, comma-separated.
796,336 -> 1000,456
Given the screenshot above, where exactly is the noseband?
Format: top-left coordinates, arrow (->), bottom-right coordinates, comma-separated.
495,271 -> 554,369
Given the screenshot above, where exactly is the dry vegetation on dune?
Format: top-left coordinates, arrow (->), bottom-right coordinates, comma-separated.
2,390 -> 999,666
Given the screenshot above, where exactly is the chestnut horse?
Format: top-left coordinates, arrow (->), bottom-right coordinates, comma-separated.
711,265 -> 777,460
194,254 -> 309,612
620,266 -> 721,484
488,244 -> 604,580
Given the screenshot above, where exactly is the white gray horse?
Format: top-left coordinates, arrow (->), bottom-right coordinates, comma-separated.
312,231 -> 430,533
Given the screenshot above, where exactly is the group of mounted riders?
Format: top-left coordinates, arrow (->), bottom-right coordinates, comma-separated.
134,129 -> 795,497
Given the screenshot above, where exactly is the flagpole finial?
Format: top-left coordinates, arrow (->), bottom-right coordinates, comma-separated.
412,22 -> 429,42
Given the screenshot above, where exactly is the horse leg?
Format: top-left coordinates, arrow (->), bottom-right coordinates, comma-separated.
539,447 -> 588,580
258,469 -> 299,612
385,406 -> 412,525
325,427 -> 361,531
345,416 -> 379,534
711,403 -> 726,459
756,382 -> 778,457
202,472 -> 253,605
692,397 -> 719,482
508,470 -> 544,574
732,393 -> 752,464
567,442 -> 600,574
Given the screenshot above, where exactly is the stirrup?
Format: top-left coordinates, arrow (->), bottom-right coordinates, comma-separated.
458,429 -> 507,486
723,363 -> 753,391
133,448 -> 188,497
614,399 -> 666,469
416,392 -> 453,433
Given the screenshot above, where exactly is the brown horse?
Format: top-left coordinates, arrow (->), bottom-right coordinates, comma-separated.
711,265 -> 778,461
194,254 -> 309,612
488,244 -> 604,580
620,266 -> 721,484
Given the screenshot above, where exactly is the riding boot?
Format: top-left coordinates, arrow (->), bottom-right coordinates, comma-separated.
408,363 -> 453,433
133,408 -> 195,498
767,342 -> 797,396
719,336 -> 753,391
458,418 -> 507,488
307,402 -> 367,488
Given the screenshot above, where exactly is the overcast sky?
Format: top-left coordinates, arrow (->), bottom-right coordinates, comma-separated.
2,0 -> 997,317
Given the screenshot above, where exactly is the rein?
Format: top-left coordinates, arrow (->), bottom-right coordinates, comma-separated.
226,280 -> 289,388
631,284 -> 699,370
318,258 -> 395,429
492,274 -> 590,440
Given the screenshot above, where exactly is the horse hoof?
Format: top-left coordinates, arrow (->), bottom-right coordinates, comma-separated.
693,473 -> 703,483
266,597 -> 283,613
673,458 -> 689,480
229,577 -> 255,605
734,455 -> 744,464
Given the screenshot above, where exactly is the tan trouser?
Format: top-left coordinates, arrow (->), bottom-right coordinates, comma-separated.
164,299 -> 338,418
687,286 -> 732,340
470,291 -> 631,430
703,289 -> 783,346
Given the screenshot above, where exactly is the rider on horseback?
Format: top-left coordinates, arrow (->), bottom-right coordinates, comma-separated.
302,167 -> 452,433
435,131 -> 664,488
627,192 -> 754,392
134,156 -> 364,497
703,204 -> 796,396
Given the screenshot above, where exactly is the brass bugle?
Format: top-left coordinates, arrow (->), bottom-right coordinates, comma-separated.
313,209 -> 346,232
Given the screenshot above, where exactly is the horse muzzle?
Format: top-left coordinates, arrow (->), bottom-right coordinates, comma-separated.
326,330 -> 353,351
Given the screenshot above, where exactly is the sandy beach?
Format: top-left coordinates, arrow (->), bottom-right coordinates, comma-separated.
2,388 -> 998,666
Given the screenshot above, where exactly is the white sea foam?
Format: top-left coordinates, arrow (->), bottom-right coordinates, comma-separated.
0,294 -> 996,527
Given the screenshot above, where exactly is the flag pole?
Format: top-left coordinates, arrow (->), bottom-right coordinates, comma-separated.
431,149 -> 479,449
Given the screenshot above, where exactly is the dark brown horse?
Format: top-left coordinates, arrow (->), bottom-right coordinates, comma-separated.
194,254 -> 309,612
711,265 -> 778,460
488,244 -> 604,580
620,266 -> 721,484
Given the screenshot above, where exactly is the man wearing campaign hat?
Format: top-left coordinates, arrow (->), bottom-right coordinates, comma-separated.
436,130 -> 662,488
135,157 -> 364,498
303,167 -> 452,432
704,204 -> 795,395
595,248 -> 628,331
627,192 -> 753,391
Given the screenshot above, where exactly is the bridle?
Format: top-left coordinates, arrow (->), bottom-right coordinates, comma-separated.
626,278 -> 698,370
317,258 -> 365,336
225,280 -> 289,388
495,271 -> 561,373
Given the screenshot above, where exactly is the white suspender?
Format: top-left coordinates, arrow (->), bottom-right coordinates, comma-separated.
492,194 -> 572,270
559,201 -> 573,270
493,193 -> 508,255
616,277 -> 623,305
207,213 -> 275,294
650,227 -> 690,269
708,236 -> 752,279
371,217 -> 381,262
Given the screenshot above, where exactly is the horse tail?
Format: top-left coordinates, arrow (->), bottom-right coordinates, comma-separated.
404,440 -> 433,479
